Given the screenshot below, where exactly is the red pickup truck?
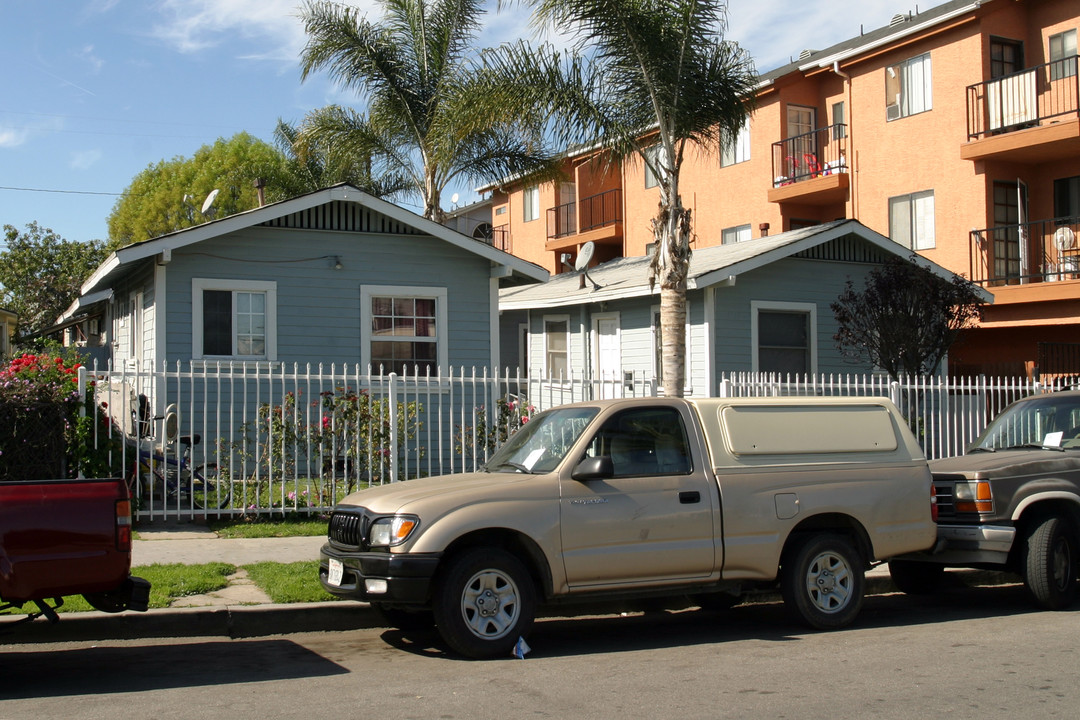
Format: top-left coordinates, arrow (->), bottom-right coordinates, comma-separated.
1,477 -> 150,625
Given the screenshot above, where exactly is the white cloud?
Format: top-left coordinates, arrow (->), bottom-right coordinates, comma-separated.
70,149 -> 104,170
76,45 -> 106,74
0,126 -> 31,148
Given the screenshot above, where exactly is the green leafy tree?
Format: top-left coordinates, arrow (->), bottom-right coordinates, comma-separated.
831,255 -> 986,378
488,0 -> 757,395
0,223 -> 109,339
106,132 -> 288,248
296,0 -> 559,223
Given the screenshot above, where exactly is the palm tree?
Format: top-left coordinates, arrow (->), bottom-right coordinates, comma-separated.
297,0 -> 558,223
490,0 -> 757,396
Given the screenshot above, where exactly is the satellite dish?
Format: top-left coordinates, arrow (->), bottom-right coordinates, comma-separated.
1054,227 -> 1076,251
574,241 -> 596,271
451,192 -> 459,205
201,188 -> 220,215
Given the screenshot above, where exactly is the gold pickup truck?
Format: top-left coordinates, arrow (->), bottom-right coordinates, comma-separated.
320,396 -> 936,658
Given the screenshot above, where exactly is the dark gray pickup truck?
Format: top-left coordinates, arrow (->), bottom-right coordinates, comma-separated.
890,390 -> 1080,609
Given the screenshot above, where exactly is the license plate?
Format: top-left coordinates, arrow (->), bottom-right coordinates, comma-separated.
327,558 -> 344,587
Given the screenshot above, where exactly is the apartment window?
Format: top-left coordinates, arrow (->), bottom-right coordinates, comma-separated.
544,316 -> 569,378
889,190 -> 936,250
644,144 -> 661,189
831,101 -> 847,139
990,37 -> 1023,79
1055,176 -> 1080,220
523,186 -> 539,222
886,53 -> 932,120
362,286 -> 447,375
1050,30 -> 1077,81
193,279 -> 277,360
721,124 -> 751,167
752,301 -> 816,375
722,224 -> 752,244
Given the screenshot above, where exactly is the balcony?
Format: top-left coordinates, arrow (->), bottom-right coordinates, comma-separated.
962,56 -> 1080,163
492,224 -> 511,253
768,125 -> 849,205
969,216 -> 1080,287
546,188 -> 622,251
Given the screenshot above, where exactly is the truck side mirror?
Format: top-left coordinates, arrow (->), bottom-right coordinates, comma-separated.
572,455 -> 614,481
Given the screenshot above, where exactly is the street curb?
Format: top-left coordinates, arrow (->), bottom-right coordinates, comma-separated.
6,568 -> 1018,645
5,602 -> 380,645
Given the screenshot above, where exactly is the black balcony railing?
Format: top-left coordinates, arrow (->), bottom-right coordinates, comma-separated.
492,224 -> 511,253
771,124 -> 848,188
966,56 -> 1079,141
970,216 -> 1080,286
547,188 -> 622,241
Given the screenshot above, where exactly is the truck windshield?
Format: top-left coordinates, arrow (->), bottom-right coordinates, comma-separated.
484,406 -> 599,474
971,394 -> 1080,451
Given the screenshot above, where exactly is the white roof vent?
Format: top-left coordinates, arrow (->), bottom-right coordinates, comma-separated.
890,12 -> 911,26
799,49 -> 817,61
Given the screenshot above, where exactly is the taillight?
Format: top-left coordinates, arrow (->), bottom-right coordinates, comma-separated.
954,481 -> 993,513
930,482 -> 939,522
116,499 -> 132,552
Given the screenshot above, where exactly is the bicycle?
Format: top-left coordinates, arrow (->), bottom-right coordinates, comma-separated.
126,403 -> 230,511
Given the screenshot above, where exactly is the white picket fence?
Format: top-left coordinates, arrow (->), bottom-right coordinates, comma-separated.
79,361 -> 1067,521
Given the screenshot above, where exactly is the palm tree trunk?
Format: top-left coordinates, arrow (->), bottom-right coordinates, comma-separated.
654,188 -> 692,398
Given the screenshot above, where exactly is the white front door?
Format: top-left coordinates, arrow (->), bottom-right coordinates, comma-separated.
593,314 -> 621,398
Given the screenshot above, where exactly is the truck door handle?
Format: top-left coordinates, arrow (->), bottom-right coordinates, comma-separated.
679,491 -> 701,504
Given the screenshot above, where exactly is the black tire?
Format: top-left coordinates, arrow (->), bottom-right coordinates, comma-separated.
432,547 -> 536,659
888,560 -> 946,595
781,534 -> 865,630
1023,515 -> 1078,610
371,603 -> 436,632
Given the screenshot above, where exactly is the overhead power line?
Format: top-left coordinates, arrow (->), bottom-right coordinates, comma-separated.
0,185 -> 123,196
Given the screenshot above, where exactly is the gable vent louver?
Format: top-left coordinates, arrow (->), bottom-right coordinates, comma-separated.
890,13 -> 911,26
799,49 -> 816,61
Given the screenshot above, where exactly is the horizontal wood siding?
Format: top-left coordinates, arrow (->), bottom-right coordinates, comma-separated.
712,256 -> 880,374
164,226 -> 492,368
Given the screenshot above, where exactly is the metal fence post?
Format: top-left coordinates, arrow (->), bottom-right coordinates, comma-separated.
388,372 -> 399,482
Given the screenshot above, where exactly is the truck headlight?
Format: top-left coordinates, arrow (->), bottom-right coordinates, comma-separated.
954,481 -> 993,513
369,515 -> 419,547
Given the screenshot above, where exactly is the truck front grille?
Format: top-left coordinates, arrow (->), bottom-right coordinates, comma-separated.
933,478 -> 958,520
328,510 -> 370,549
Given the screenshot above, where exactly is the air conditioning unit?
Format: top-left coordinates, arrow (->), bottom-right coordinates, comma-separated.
886,103 -> 902,121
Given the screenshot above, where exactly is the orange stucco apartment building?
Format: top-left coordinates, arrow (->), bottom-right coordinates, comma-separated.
481,0 -> 1079,377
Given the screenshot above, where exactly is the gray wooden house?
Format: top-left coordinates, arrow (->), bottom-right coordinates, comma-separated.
71,184 -> 546,376
499,220 -> 992,396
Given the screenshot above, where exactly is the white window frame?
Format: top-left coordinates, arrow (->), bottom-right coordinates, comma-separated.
542,314 -> 571,380
722,224 -> 752,245
523,185 -> 540,223
886,52 -> 933,120
192,279 -> 277,361
889,190 -> 936,250
644,144 -> 661,189
360,284 -> 448,374
721,123 -> 751,167
751,300 -> 818,375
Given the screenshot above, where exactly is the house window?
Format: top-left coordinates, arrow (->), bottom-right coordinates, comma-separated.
544,316 -> 569,378
192,279 -> 277,360
721,124 -> 750,167
1050,30 -> 1077,81
1055,175 -> 1080,220
886,53 -> 932,120
752,301 -> 816,375
831,101 -> 847,139
361,285 -> 447,375
889,190 -> 936,250
523,186 -> 539,223
722,224 -> 752,244
644,144 -> 661,189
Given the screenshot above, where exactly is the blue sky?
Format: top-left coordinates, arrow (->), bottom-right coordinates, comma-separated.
0,0 -> 949,248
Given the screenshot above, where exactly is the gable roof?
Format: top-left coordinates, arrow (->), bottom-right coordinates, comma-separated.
499,220 -> 994,310
79,184 -> 547,297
